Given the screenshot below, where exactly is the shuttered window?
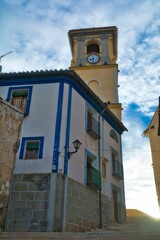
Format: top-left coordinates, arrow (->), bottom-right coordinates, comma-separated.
25,141 -> 40,159
11,90 -> 28,113
7,86 -> 33,116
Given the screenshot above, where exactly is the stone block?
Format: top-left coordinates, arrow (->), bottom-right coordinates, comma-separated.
66,223 -> 79,232
7,210 -> 15,219
33,210 -> 47,220
20,192 -> 34,201
13,183 -> 28,191
75,216 -> 83,226
6,219 -> 15,230
71,187 -> 78,197
11,200 -> 26,210
40,221 -> 47,231
14,220 -> 30,231
34,192 -> 49,201
26,201 -> 41,209
10,192 -> 20,201
40,201 -> 49,210
23,174 -> 50,183
82,218 -> 90,228
67,186 -> 72,196
23,174 -> 40,183
67,195 -> 74,205
13,174 -> 23,182
28,183 -> 39,191
89,220 -> 97,229
75,198 -> 82,208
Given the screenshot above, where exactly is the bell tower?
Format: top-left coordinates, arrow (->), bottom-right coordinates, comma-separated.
68,26 -> 122,120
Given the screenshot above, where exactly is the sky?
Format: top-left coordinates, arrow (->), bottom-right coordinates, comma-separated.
0,0 -> 160,218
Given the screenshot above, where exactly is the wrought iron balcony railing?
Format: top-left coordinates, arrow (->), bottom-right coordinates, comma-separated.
112,159 -> 123,180
86,112 -> 100,139
87,164 -> 101,188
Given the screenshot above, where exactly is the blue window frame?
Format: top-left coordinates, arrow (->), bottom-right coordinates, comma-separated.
84,149 -> 100,188
19,137 -> 44,160
85,104 -> 100,139
6,86 -> 33,116
111,147 -> 123,179
110,130 -> 118,143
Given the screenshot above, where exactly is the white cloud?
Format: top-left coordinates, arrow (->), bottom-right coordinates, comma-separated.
1,0 -> 160,217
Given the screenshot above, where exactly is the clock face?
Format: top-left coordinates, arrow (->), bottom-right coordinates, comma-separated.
88,54 -> 99,64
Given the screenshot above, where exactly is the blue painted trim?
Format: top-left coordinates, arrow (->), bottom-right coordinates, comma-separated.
19,136 -> 44,159
84,149 -> 88,184
6,86 -> 33,116
110,129 -> 119,143
52,82 -> 64,172
1,75 -> 123,134
64,85 -> 72,176
84,149 -> 97,184
111,183 -> 122,202
85,103 -> 98,132
102,119 -> 104,157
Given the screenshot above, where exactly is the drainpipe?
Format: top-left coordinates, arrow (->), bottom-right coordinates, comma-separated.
98,118 -> 102,228
98,105 -> 108,228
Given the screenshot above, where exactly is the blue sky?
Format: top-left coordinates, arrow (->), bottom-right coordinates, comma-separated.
1,0 -> 160,217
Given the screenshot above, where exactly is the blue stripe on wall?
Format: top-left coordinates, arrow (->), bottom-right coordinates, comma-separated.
52,82 -> 64,172
0,75 -> 123,134
64,85 -> 72,176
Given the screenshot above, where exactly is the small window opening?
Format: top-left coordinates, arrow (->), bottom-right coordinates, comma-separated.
87,43 -> 99,53
11,90 -> 28,113
25,141 -> 40,159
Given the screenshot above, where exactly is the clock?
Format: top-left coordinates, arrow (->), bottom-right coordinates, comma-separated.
88,54 -> 99,64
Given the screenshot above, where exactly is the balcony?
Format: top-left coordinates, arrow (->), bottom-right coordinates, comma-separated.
86,112 -> 100,139
112,159 -> 123,180
87,164 -> 101,188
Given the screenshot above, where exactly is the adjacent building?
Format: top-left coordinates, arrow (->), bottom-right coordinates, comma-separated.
0,98 -> 23,230
0,26 -> 127,232
144,98 -> 160,208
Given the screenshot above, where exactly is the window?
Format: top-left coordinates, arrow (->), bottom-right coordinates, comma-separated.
87,43 -> 100,53
86,108 -> 100,139
6,86 -> 33,116
111,148 -> 123,179
11,90 -> 28,112
19,137 -> 44,160
102,162 -> 106,179
84,150 -> 101,188
25,141 -> 40,159
110,130 -> 118,143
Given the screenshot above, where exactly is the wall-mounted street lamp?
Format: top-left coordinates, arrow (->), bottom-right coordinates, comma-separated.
68,139 -> 81,159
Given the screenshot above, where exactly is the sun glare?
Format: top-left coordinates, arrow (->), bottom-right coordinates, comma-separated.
126,186 -> 160,219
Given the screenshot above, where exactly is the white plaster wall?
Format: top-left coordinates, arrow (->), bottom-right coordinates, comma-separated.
0,86 -> 13,100
13,83 -> 59,173
67,88 -> 99,184
58,84 -> 69,173
0,82 -> 125,200
67,88 -> 86,183
102,121 -> 123,198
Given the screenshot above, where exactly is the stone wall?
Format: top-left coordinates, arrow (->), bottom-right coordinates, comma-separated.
55,175 -> 125,232
65,177 -> 112,232
0,99 -> 23,231
5,174 -> 50,232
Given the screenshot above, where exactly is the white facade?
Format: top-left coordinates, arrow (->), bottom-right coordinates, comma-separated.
0,70 -> 126,231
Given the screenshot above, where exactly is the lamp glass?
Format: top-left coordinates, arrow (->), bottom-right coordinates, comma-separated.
73,139 -> 81,150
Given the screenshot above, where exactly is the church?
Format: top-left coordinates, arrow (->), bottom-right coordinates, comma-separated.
0,26 -> 127,232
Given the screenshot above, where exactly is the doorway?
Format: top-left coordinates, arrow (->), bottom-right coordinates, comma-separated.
113,190 -> 119,223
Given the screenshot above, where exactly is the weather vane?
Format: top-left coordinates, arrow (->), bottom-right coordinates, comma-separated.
0,51 -> 12,72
